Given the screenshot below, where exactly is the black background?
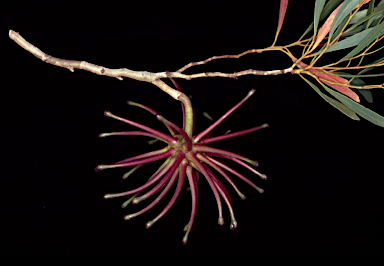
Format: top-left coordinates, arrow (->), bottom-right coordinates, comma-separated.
3,0 -> 384,256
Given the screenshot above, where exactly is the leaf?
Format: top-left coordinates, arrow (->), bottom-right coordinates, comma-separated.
299,0 -> 343,40
357,56 -> 384,75
331,72 -> 373,103
313,2 -> 342,50
300,75 -> 360,120
274,0 -> 289,44
352,78 -> 374,103
339,20 -> 384,61
320,0 -> 344,21
292,56 -> 360,102
363,0 -> 376,29
329,0 -> 362,41
349,9 -> 368,24
326,25 -> 376,52
346,3 -> 384,31
319,83 -> 384,127
314,0 -> 327,34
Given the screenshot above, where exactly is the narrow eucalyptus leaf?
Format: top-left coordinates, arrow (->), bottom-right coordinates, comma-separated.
329,0 -> 361,41
315,0 -> 327,34
300,75 -> 360,120
349,9 -> 368,24
339,21 -> 384,62
349,78 -> 373,103
357,56 -> 384,75
320,83 -> 384,127
342,25 -> 365,36
326,26 -> 376,52
343,3 -> 384,34
363,0 -> 376,29
320,0 -> 344,21
357,89 -> 373,103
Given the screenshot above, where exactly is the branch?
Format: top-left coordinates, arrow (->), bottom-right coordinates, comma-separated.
9,30 -> 296,86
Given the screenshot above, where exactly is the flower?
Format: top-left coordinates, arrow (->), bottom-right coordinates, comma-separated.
96,88 -> 268,244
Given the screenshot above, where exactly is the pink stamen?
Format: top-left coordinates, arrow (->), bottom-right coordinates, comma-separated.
96,149 -> 174,170
104,154 -> 182,199
194,145 -> 257,165
183,165 -> 198,245
146,159 -> 188,228
124,168 -> 180,220
205,155 -> 264,194
104,111 -> 177,144
188,153 -> 224,226
193,89 -> 255,143
200,123 -> 268,144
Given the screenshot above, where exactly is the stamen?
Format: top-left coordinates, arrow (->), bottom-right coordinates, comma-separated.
197,153 -> 246,199
103,156 -> 177,199
200,123 -> 269,144
194,145 -> 257,166
146,159 -> 188,228
188,153 -> 224,226
116,147 -> 170,165
124,168 -> 180,220
183,166 -> 198,245
99,131 -> 171,144
127,101 -> 177,136
193,89 -> 256,143
224,155 -> 267,180
206,167 -> 238,230
96,149 -> 174,171
132,170 -> 172,204
104,111 -> 177,144
205,155 -> 264,194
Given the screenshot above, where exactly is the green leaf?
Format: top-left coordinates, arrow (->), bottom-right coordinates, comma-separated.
314,0 -> 327,34
300,0 -> 344,40
357,56 -> 384,75
330,15 -> 351,43
300,75 -> 360,120
329,0 -> 361,41
326,25 -> 377,52
342,25 -> 365,36
339,20 -> 384,62
319,83 -> 384,127
320,0 -> 344,21
363,0 -> 376,29
342,3 -> 384,35
349,9 -> 368,24
347,77 -> 374,103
